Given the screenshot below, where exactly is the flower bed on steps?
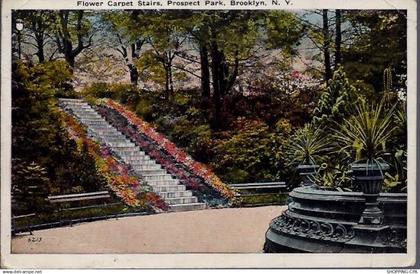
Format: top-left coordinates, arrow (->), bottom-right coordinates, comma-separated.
95,99 -> 236,206
60,109 -> 169,211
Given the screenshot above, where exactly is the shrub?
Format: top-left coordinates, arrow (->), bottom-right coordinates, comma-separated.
12,61 -> 107,216
223,168 -> 249,184
333,99 -> 397,162
285,124 -> 332,166
135,99 -> 154,121
309,163 -> 352,188
312,67 -> 359,128
82,82 -> 128,99
82,82 -> 113,99
170,117 -> 213,161
42,60 -> 75,98
212,118 -> 284,183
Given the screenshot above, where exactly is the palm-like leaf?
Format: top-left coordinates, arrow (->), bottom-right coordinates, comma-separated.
333,99 -> 397,161
285,124 -> 331,166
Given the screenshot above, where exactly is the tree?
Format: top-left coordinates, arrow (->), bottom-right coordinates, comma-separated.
145,13 -> 187,99
101,10 -> 146,87
12,161 -> 52,214
322,9 -> 333,83
335,9 -> 342,68
16,10 -> 57,63
55,10 -> 94,68
312,67 -> 358,128
342,10 -> 407,93
298,10 -> 345,84
12,60 -> 105,215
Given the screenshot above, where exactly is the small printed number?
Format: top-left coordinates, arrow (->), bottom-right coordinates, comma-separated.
28,237 -> 42,243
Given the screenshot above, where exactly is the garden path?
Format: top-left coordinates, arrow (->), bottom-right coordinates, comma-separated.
12,206 -> 285,253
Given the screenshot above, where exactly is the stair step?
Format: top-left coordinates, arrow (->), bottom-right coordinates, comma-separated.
66,105 -> 92,110
112,147 -> 140,152
127,159 -> 156,165
91,129 -> 121,135
158,191 -> 193,198
143,174 -> 173,181
75,112 -> 99,116
146,180 -> 180,186
78,113 -> 102,117
169,203 -> 207,212
88,125 -> 115,130
93,131 -> 125,137
152,185 -> 186,192
106,142 -> 136,148
83,120 -> 109,124
134,168 -> 164,174
131,162 -> 161,169
102,137 -> 130,143
166,196 -> 198,205
121,155 -> 149,161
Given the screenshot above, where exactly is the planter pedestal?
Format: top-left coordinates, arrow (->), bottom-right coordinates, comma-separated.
297,164 -> 319,186
344,224 -> 391,252
356,176 -> 384,225
351,162 -> 389,226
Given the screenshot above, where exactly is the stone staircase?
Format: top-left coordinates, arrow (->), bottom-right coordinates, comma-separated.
59,98 -> 207,212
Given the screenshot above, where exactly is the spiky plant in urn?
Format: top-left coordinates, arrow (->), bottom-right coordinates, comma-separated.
285,124 -> 331,186
334,99 -> 397,225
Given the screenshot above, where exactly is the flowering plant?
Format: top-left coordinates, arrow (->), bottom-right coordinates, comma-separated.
103,99 -> 235,199
60,110 -> 168,210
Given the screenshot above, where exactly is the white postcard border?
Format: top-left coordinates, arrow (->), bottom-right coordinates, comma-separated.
1,0 -> 417,268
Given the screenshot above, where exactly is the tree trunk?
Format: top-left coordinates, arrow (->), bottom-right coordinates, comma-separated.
127,64 -> 139,86
200,44 -> 211,104
56,10 -> 91,69
35,36 -> 45,63
210,38 -> 222,130
168,62 -> 174,97
219,52 -> 228,97
322,9 -> 332,83
164,66 -> 170,100
33,16 -> 45,63
66,54 -> 75,69
335,9 -> 342,69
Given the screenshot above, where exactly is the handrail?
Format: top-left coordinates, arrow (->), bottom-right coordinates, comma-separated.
230,182 -> 286,189
47,191 -> 111,203
48,191 -> 109,199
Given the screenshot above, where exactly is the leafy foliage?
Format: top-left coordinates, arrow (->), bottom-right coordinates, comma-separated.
333,99 -> 397,161
12,61 -> 106,215
312,67 -> 358,128
212,119 -> 285,184
81,82 -> 134,102
342,10 -> 407,93
285,124 -> 331,166
12,161 -> 52,214
309,163 -> 352,189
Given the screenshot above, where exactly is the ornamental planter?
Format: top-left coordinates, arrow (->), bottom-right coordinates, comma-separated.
350,160 -> 390,225
263,186 -> 407,253
296,164 -> 319,186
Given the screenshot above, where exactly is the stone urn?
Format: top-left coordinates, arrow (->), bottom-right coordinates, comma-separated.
297,164 -> 319,186
350,160 -> 390,225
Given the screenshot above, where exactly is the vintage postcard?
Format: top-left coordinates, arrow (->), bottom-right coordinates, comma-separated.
1,0 -> 417,268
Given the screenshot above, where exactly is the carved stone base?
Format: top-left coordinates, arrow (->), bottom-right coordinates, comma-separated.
359,201 -> 384,225
343,225 -> 391,252
263,186 -> 407,253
